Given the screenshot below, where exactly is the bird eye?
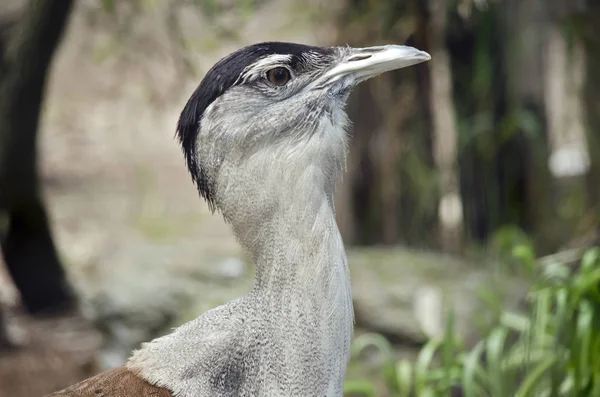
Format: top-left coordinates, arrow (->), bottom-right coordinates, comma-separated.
266,67 -> 291,86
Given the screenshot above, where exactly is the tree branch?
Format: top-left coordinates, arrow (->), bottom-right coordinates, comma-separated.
0,0 -> 75,314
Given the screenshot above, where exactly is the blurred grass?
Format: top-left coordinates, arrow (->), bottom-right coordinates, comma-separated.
344,246 -> 600,397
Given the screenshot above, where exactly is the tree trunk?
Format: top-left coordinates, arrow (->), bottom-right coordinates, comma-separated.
502,0 -> 554,250
541,0 -> 592,250
579,0 -> 600,245
426,0 -> 463,253
0,0 -> 75,315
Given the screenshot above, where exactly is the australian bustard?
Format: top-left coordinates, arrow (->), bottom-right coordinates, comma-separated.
47,41 -> 430,397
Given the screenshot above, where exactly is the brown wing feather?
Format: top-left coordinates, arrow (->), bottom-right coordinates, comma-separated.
45,366 -> 173,397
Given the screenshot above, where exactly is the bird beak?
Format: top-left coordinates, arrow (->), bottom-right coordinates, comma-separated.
322,45 -> 431,85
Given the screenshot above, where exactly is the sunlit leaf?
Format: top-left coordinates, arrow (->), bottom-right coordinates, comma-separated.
500,311 -> 531,333
581,248 -> 600,272
396,359 -> 413,397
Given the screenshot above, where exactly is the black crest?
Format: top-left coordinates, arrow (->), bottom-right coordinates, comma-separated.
176,42 -> 333,207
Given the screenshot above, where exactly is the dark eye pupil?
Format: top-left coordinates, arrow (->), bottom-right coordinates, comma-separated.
267,67 -> 290,85
274,69 -> 286,80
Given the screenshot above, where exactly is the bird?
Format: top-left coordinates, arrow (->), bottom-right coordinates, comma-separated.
47,41 -> 430,397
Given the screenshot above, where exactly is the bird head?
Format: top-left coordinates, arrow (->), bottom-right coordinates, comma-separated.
177,42 -> 430,218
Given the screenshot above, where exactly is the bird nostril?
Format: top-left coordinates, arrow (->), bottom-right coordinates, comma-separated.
348,54 -> 372,62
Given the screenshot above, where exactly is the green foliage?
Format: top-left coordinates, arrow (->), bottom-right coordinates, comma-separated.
345,246 -> 600,396
488,225 -> 536,276
101,0 -> 116,13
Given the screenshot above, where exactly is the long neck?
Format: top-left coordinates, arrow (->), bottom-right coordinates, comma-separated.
222,156 -> 354,394
251,192 -> 353,325
249,192 -> 347,293
127,184 -> 354,396
232,166 -> 354,345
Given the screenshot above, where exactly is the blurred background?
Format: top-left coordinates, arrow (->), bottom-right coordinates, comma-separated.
0,0 -> 598,396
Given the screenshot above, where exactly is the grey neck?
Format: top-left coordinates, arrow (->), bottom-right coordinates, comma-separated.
227,164 -> 354,395
129,112 -> 354,396
128,158 -> 353,397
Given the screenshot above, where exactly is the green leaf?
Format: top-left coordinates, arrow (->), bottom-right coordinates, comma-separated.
512,244 -> 536,274
461,341 -> 489,397
415,339 -> 443,394
533,288 -> 552,345
574,301 -> 594,389
500,311 -> 531,333
486,327 -> 509,397
572,269 -> 600,303
502,345 -> 552,370
442,310 -> 457,369
396,359 -> 413,397
350,332 -> 394,360
581,248 -> 600,272
514,356 -> 557,397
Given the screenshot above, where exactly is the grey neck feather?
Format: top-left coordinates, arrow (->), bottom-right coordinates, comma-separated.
127,102 -> 354,397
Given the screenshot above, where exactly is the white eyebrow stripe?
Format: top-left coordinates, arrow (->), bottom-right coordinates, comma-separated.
251,54 -> 293,69
238,54 -> 294,82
